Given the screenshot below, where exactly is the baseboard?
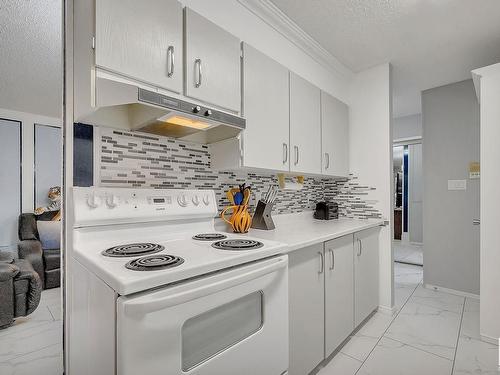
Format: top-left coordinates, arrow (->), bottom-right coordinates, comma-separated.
423,283 -> 480,299
480,333 -> 499,346
378,304 -> 397,315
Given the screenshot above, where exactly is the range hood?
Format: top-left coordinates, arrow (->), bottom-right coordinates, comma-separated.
79,77 -> 245,144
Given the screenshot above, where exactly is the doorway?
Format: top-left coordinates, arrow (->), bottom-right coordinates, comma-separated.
393,141 -> 423,266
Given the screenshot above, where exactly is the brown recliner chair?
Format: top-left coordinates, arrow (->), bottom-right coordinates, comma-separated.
18,213 -> 61,289
0,252 -> 42,329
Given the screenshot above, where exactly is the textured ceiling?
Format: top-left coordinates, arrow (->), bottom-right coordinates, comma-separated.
269,0 -> 500,117
0,0 -> 62,118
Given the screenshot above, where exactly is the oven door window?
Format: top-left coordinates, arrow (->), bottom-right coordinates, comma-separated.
182,291 -> 263,371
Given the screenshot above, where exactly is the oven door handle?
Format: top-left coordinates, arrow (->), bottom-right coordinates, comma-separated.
122,256 -> 288,315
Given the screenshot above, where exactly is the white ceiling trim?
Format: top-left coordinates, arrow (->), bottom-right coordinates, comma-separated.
238,0 -> 353,79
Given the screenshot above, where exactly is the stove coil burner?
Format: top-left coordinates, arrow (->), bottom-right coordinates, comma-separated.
102,243 -> 164,257
192,233 -> 228,241
211,239 -> 264,251
125,254 -> 184,271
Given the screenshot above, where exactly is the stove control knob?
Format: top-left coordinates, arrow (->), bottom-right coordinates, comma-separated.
177,194 -> 188,207
87,193 -> 102,209
202,194 -> 211,206
106,194 -> 120,208
192,195 -> 200,206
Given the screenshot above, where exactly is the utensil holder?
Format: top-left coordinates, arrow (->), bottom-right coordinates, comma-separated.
251,200 -> 275,230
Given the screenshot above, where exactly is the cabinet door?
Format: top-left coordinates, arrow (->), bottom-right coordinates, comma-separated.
354,228 -> 380,326
290,73 -> 322,174
324,235 -> 354,356
321,91 -> 349,177
242,43 -> 289,171
184,8 -> 241,112
288,243 -> 325,375
95,0 -> 183,93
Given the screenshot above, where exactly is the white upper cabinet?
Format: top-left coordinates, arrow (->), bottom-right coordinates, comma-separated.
95,0 -> 183,93
184,8 -> 241,112
242,43 -> 290,171
321,91 -> 350,177
290,73 -> 322,175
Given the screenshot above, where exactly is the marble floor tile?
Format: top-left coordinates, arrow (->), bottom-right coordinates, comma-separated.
357,337 -> 453,375
0,342 -> 63,375
460,298 -> 480,339
47,303 -> 62,321
394,242 -> 423,265
394,263 -> 423,287
0,321 -> 62,362
0,318 -> 51,339
38,288 -> 61,307
453,335 -> 499,375
394,285 -> 416,311
411,285 -> 465,314
385,291 -> 463,359
341,312 -> 394,361
317,352 -> 362,375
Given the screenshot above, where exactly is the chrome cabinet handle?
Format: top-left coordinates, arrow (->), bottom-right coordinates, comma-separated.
325,152 -> 330,170
357,239 -> 362,256
318,251 -> 324,274
194,58 -> 202,88
294,146 -> 299,165
472,219 -> 480,225
167,46 -> 175,77
283,143 -> 288,164
329,249 -> 334,270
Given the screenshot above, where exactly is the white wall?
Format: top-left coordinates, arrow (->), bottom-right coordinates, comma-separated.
393,113 -> 422,141
0,0 -> 62,118
180,0 -> 352,103
349,63 -> 393,310
422,79 -> 480,296
473,63 -> 500,342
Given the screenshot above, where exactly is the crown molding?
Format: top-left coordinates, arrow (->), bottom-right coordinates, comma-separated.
238,0 -> 353,79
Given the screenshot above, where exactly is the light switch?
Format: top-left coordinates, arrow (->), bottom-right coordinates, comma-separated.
448,179 -> 467,191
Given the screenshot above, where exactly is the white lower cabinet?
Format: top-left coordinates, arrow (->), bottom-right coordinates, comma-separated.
288,228 -> 379,375
288,243 -> 325,375
324,235 -> 355,356
354,228 -> 380,326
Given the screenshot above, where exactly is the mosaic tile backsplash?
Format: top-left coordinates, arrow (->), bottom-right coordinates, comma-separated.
98,127 -> 381,219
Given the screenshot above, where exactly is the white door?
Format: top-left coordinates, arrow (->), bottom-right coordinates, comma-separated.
95,0 -> 183,93
117,256 -> 288,375
0,119 -> 21,253
289,72 -> 321,175
354,228 -> 380,326
288,243 -> 324,375
184,8 -> 241,112
321,91 -> 349,177
242,43 -> 289,171
408,143 -> 423,243
324,235 -> 354,355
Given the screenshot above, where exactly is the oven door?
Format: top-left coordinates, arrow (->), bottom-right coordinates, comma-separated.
117,255 -> 288,375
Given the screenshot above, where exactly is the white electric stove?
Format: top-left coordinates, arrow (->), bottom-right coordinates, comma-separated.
70,187 -> 289,375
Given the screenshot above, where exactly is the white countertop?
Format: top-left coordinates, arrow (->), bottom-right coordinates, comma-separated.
216,211 -> 385,252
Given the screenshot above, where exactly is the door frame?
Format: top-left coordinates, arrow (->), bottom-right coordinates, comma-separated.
393,136 -> 422,244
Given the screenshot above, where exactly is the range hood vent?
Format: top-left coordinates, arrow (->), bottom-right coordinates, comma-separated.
78,77 -> 245,144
